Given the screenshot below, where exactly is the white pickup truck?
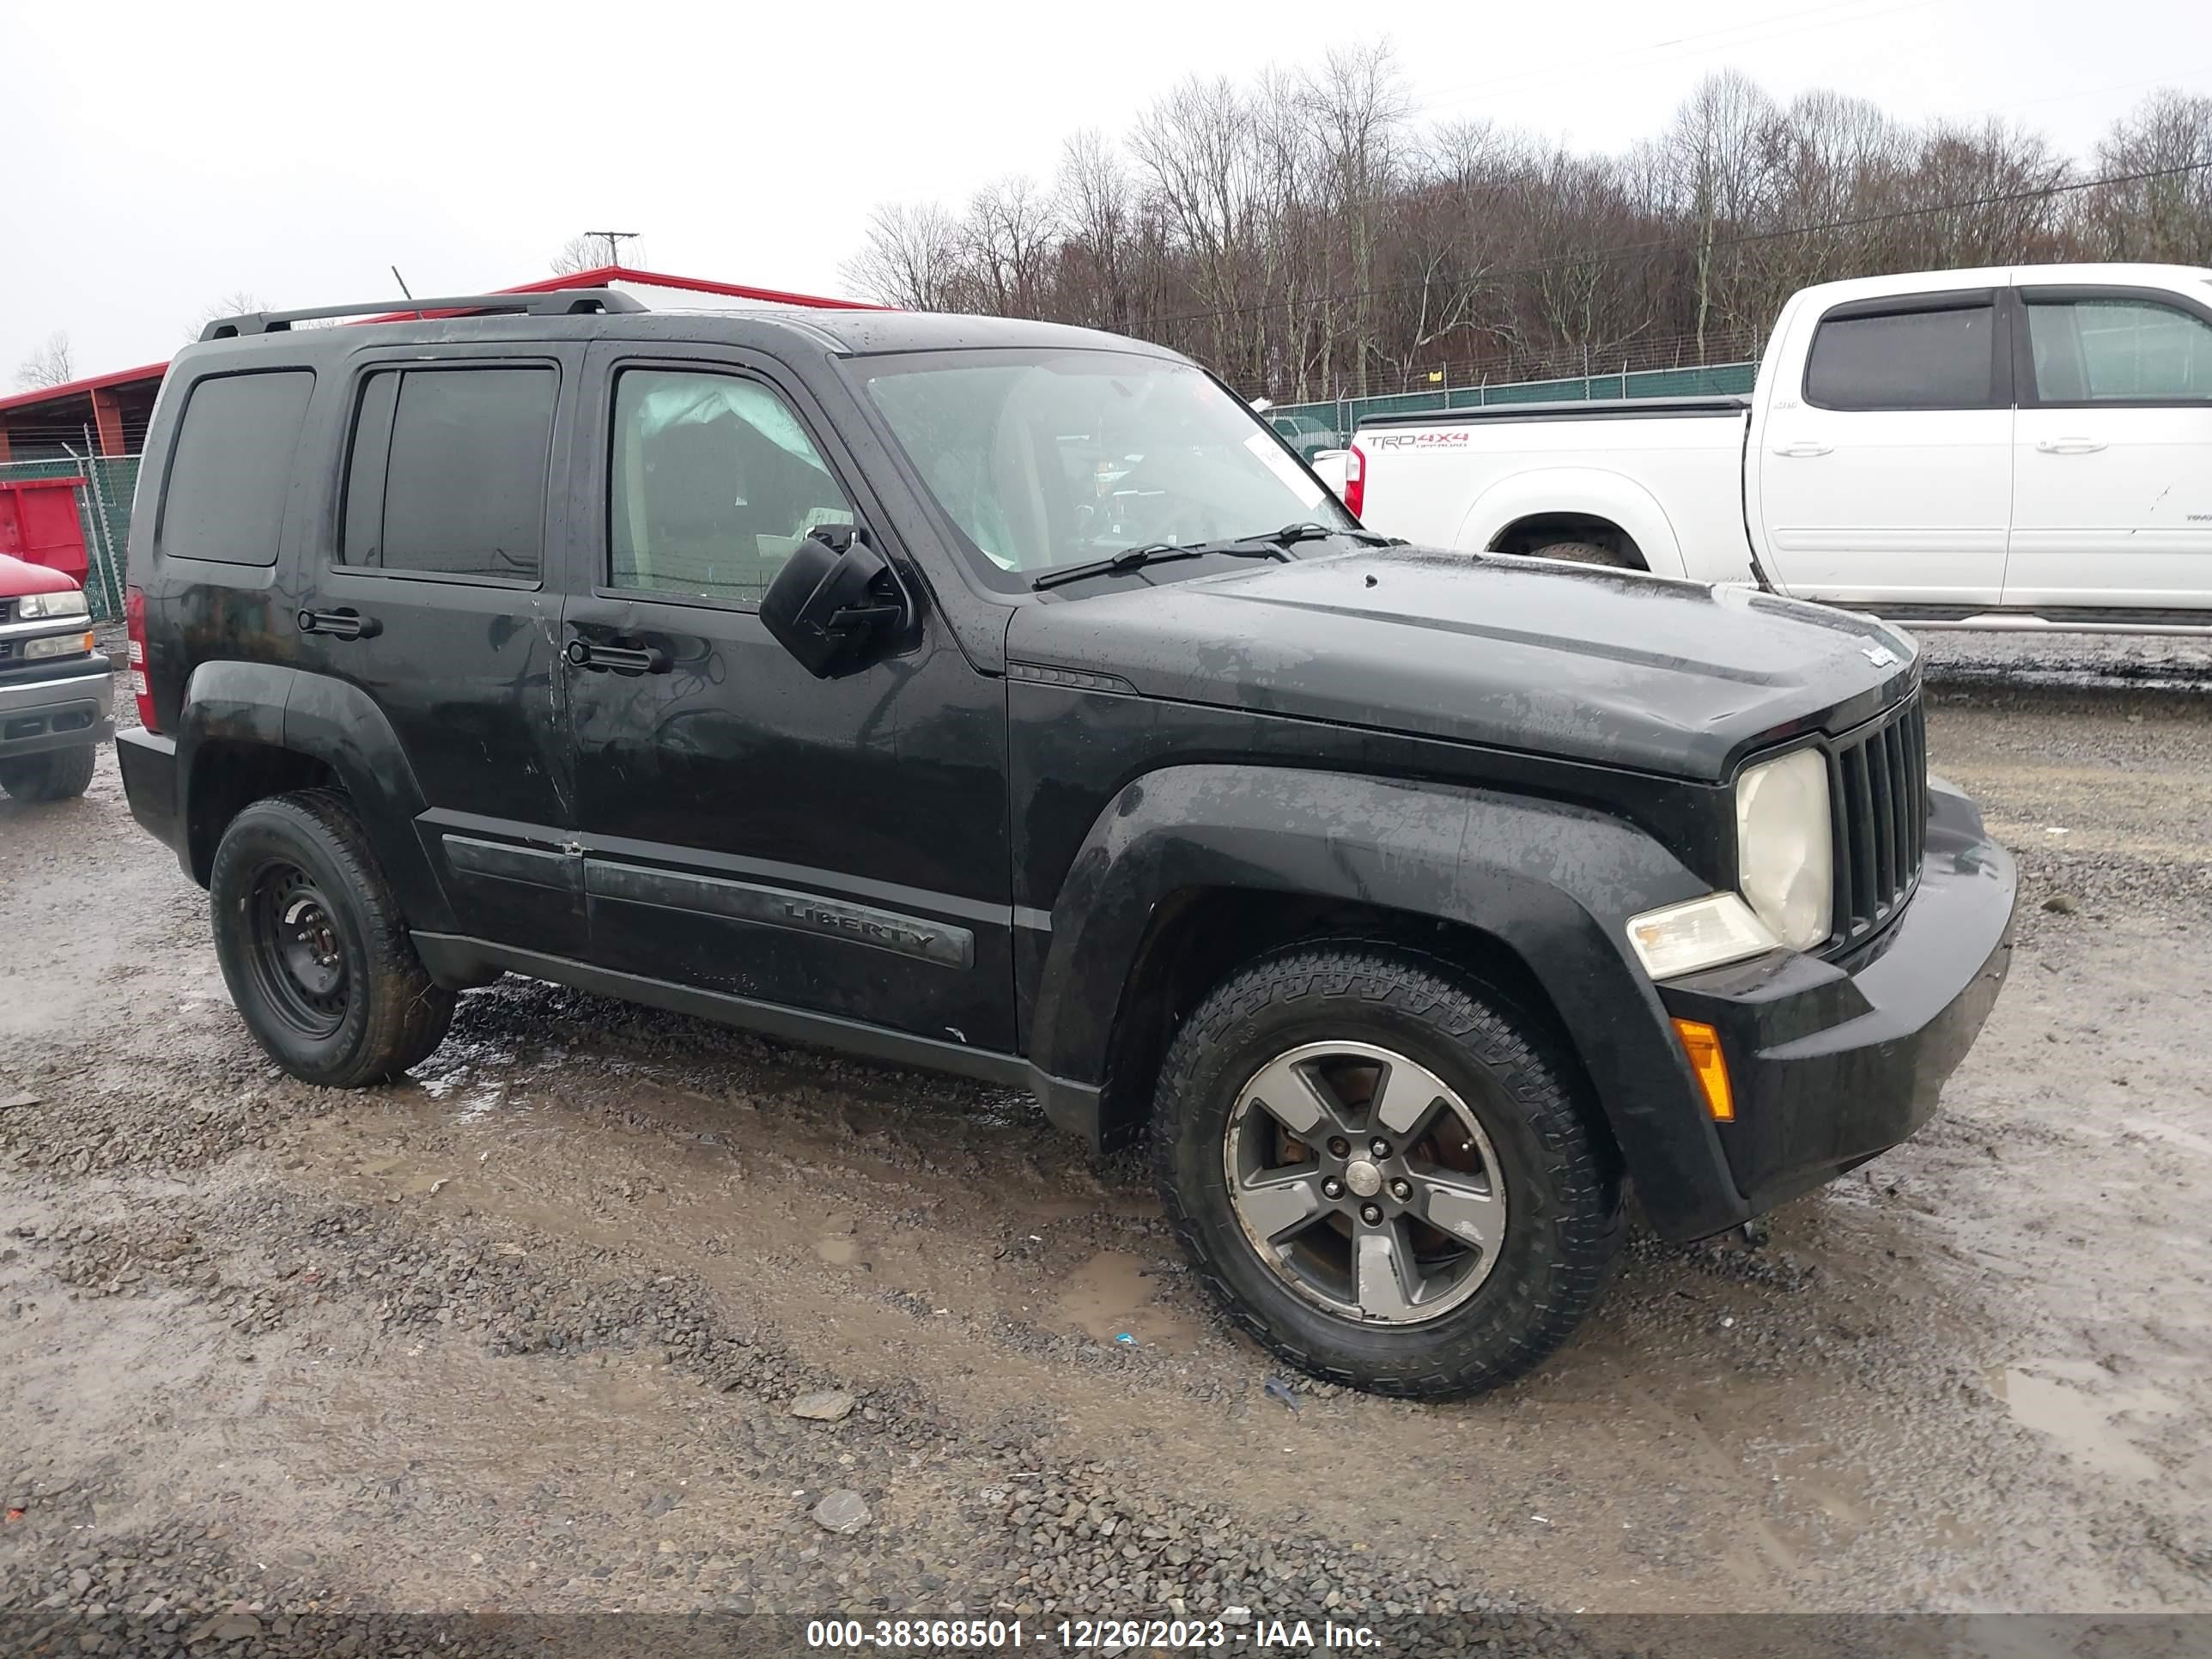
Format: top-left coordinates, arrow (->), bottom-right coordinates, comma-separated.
1334,263 -> 2212,633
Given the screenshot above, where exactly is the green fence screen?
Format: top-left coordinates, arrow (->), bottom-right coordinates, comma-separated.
1267,361 -> 1758,456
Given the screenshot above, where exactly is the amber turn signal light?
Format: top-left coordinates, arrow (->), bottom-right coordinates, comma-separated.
1672,1018 -> 1735,1121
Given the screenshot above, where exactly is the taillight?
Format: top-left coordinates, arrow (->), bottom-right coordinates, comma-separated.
1342,442 -> 1366,520
125,586 -> 159,732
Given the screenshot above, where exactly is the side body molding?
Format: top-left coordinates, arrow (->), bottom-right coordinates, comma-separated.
1024,763 -> 1747,1239
176,661 -> 453,931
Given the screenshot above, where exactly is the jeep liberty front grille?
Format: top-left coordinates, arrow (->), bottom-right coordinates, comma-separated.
1829,691 -> 1928,951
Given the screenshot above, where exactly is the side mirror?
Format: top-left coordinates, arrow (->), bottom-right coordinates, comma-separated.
759,526 -> 913,678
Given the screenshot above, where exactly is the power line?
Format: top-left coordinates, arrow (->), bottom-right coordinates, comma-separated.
1124,156 -> 2212,334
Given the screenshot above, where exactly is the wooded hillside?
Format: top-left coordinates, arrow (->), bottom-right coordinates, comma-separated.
842,53 -> 2212,401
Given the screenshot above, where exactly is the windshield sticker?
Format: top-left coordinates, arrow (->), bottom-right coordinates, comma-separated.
1243,432 -> 1328,509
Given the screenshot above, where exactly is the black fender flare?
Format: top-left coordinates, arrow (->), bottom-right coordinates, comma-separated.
1026,763 -> 1747,1239
176,661 -> 454,932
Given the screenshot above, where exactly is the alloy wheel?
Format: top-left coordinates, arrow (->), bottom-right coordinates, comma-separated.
1222,1039 -> 1507,1324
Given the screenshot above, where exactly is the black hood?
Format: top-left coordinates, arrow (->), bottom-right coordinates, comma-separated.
1006,548 -> 1919,781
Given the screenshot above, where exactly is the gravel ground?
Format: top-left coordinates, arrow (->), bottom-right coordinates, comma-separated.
2,637 -> 2209,1656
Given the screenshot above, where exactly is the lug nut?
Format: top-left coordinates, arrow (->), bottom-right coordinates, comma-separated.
1389,1178 -> 1412,1201
1369,1137 -> 1391,1158
1327,1136 -> 1352,1158
1359,1203 -> 1383,1225
1322,1177 -> 1346,1200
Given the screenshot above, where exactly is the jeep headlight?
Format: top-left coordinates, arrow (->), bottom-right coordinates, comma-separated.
1625,748 -> 1834,981
1734,747 -> 1832,951
16,589 -> 88,620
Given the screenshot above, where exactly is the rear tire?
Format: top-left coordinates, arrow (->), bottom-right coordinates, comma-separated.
1528,539 -> 1639,569
1152,943 -> 1621,1398
0,744 -> 96,801
210,788 -> 454,1087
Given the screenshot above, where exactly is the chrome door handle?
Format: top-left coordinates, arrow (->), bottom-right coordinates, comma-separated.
1771,442 -> 1832,458
2035,438 -> 2106,454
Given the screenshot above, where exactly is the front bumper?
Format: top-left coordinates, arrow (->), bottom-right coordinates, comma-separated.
1656,775 -> 2015,1229
0,659 -> 112,759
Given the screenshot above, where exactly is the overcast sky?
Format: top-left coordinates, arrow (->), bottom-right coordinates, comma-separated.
3,0 -> 2207,383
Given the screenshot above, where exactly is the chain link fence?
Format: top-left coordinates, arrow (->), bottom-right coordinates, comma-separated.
0,453 -> 137,621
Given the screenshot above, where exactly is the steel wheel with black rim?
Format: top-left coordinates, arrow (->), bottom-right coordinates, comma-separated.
242,863 -> 351,1042
209,789 -> 455,1088
1154,943 -> 1622,1397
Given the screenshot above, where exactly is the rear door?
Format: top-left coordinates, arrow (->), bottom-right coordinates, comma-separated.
2008,284 -> 2212,609
557,341 -> 1016,1051
1753,289 -> 2013,605
298,345 -> 587,956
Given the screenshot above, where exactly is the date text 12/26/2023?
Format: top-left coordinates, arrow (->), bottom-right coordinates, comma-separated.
805,1617 -> 1384,1650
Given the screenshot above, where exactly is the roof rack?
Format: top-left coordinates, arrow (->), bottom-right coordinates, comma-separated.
199,289 -> 648,341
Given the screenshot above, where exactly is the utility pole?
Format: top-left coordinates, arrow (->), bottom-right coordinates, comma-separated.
582,231 -> 641,270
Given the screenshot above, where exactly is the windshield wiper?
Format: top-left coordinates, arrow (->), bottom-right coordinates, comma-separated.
1270,520 -> 1404,548
1030,540 -> 1293,592
1029,523 -> 1401,592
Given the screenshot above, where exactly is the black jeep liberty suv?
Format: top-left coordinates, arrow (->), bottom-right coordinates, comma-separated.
116,290 -> 2016,1395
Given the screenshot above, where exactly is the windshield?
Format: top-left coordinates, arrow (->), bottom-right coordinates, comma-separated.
860,350 -> 1352,584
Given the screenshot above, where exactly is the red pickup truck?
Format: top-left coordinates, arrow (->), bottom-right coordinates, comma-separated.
0,552 -> 110,801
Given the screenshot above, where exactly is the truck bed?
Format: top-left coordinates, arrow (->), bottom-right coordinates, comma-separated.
1353,397 -> 1760,584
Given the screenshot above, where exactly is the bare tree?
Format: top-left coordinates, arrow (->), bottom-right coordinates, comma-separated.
13,332 -> 75,391
841,203 -> 965,310
1056,129 -> 1138,331
1307,43 -> 1411,388
1389,123 -> 1517,386
960,177 -> 1060,316
550,234 -> 643,275
550,236 -> 597,275
185,291 -> 269,345
1659,71 -> 1782,356
2080,90 -> 2212,263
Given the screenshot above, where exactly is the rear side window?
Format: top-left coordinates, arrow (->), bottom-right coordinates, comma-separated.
159,370 -> 316,565
341,366 -> 556,580
1805,303 -> 1998,410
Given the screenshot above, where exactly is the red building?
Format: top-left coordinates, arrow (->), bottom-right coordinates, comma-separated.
0,265 -> 875,462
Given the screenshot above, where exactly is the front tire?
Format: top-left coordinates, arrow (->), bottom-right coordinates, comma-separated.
0,744 -> 96,801
1153,944 -> 1620,1397
209,789 -> 454,1087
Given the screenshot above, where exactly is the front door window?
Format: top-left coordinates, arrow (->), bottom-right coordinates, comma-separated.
610,370 -> 855,605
